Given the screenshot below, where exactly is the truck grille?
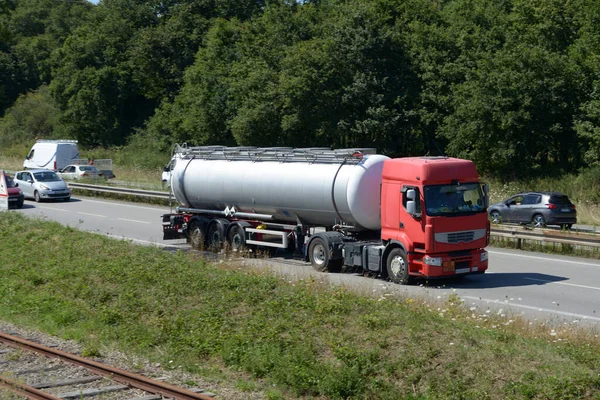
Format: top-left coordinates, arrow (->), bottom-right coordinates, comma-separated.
434,229 -> 486,244
447,231 -> 474,244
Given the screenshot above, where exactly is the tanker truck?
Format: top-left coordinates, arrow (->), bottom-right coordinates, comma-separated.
161,145 -> 490,284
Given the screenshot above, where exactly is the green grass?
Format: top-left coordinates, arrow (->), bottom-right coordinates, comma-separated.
2,212 -> 600,399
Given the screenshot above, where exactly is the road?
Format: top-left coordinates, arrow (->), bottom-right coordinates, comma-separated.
14,196 -> 600,327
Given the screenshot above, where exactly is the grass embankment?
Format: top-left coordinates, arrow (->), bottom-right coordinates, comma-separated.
1,212 -> 600,399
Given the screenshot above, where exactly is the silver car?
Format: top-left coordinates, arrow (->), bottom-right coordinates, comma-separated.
488,191 -> 577,229
14,170 -> 72,202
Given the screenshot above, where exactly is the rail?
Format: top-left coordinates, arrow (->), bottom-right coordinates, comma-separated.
67,183 -> 600,248
0,332 -> 214,400
490,225 -> 600,249
68,182 -> 171,199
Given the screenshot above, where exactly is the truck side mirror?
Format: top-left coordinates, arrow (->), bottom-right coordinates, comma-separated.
407,200 -> 416,216
406,189 -> 419,217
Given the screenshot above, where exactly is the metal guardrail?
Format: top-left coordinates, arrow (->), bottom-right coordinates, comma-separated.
490,225 -> 600,249
68,182 -> 170,199
69,182 -> 600,248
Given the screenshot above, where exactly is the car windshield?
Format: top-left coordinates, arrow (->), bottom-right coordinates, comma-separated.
33,171 -> 62,182
424,183 -> 485,216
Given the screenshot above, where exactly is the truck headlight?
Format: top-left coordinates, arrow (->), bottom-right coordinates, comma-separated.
480,251 -> 488,262
423,256 -> 443,266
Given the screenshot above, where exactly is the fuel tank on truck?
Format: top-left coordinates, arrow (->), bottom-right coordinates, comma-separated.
170,146 -> 390,231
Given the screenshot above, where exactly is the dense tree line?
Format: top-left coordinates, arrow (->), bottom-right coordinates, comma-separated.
1,0 -> 600,179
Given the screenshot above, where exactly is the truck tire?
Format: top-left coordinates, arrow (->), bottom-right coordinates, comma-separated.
308,237 -> 342,273
309,237 -> 330,272
386,248 -> 410,285
227,225 -> 246,251
207,219 -> 228,249
188,220 -> 206,250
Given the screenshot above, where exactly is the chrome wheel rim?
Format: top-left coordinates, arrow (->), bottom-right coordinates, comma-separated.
390,255 -> 405,277
312,243 -> 326,266
491,212 -> 500,223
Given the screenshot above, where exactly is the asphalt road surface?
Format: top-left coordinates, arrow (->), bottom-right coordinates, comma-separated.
13,196 -> 600,328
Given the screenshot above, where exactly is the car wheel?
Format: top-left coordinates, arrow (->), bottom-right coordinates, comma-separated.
532,214 -> 546,228
386,248 -> 410,285
34,191 -> 41,202
490,211 -> 501,224
16,199 -> 24,209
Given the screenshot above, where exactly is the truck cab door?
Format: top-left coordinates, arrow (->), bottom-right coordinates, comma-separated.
397,186 -> 424,248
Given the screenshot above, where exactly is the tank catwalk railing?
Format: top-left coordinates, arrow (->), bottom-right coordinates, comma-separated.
174,144 -> 377,164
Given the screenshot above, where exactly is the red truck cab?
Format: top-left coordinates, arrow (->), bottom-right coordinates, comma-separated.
381,157 -> 489,281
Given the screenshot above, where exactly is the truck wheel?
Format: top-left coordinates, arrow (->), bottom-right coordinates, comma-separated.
308,237 -> 342,272
207,219 -> 226,249
188,221 -> 206,250
227,225 -> 246,251
386,248 -> 410,285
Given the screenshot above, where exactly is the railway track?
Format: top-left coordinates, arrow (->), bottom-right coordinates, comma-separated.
0,332 -> 215,400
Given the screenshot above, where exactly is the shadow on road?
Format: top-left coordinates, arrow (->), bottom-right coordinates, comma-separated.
435,272 -> 568,289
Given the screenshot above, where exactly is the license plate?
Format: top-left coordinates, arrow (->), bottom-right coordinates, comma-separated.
561,208 -> 570,212
442,261 -> 455,272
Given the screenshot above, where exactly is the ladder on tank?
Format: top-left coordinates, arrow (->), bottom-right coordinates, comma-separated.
174,144 -> 377,164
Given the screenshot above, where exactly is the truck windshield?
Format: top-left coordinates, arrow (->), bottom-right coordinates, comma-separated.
424,183 -> 485,217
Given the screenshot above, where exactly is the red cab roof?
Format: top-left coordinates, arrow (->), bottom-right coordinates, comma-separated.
382,156 -> 480,185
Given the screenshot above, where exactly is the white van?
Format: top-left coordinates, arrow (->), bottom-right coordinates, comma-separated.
23,140 -> 81,171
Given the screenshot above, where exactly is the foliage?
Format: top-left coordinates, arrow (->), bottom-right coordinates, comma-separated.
2,0 -> 600,179
2,211 -> 600,398
0,85 -> 62,150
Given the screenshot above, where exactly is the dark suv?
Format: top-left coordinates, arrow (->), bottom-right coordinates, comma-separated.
488,192 -> 577,229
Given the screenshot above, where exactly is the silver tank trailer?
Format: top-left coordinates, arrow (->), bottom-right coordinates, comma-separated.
171,148 -> 390,231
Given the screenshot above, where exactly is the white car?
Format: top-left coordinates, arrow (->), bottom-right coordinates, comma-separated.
59,165 -> 104,180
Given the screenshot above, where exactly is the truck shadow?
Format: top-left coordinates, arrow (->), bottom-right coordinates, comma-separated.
428,272 -> 568,289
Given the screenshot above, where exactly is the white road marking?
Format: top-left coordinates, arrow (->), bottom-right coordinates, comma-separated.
117,218 -> 151,224
37,206 -> 68,212
79,197 -> 169,212
488,249 -> 600,267
77,212 -> 106,218
523,277 -> 600,291
461,295 -> 600,322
